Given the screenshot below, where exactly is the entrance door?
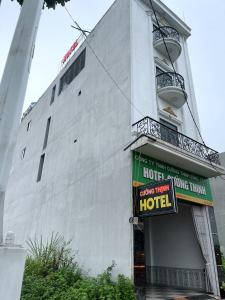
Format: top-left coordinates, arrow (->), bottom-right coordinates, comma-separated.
144,203 -> 206,291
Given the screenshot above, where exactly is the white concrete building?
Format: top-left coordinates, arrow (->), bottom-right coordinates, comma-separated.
210,152 -> 225,288
4,0 -> 225,298
211,153 -> 225,251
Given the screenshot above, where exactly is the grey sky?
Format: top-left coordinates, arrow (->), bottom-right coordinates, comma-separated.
0,0 -> 225,152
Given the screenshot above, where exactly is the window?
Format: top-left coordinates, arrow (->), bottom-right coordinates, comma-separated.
58,48 -> 86,95
27,120 -> 32,131
50,85 -> 56,105
160,118 -> 179,146
37,154 -> 45,182
21,147 -> 26,159
43,117 -> 51,150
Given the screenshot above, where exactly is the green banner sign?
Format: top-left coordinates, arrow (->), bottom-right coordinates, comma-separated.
133,152 -> 213,206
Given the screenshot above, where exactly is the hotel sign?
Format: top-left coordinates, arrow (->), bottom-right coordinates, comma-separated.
61,35 -> 83,65
133,152 -> 213,206
137,179 -> 177,217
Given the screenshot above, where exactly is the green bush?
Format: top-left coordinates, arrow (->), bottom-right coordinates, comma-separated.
220,255 -> 225,292
21,234 -> 135,300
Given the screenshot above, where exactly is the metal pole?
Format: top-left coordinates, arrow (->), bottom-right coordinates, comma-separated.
0,0 -> 44,243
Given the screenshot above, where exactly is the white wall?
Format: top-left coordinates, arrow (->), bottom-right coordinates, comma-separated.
4,0 -> 208,280
131,0 -> 157,123
145,204 -> 205,269
0,246 -> 26,300
131,0 -> 202,143
211,152 -> 225,256
4,0 -> 133,278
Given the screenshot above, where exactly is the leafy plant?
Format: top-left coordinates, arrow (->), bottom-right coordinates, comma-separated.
21,233 -> 136,300
12,0 -> 70,10
26,233 -> 77,272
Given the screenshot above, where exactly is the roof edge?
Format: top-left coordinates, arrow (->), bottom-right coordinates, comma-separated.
141,0 -> 191,37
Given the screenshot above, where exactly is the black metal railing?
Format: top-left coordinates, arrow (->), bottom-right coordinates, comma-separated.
156,72 -> 185,90
153,26 -> 180,43
132,116 -> 220,165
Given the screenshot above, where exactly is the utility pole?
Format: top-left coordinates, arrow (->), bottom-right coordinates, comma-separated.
0,1 -> 44,298
0,0 -> 44,244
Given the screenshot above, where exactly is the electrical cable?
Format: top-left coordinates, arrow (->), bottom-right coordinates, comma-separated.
64,4 -> 225,180
149,0 -> 205,146
148,0 -> 225,180
64,5 -> 146,120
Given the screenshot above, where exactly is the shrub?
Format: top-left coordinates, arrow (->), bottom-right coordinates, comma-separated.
21,234 -> 135,300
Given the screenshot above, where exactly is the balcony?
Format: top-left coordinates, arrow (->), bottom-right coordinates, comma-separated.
132,117 -> 224,178
153,26 -> 182,62
156,72 -> 187,108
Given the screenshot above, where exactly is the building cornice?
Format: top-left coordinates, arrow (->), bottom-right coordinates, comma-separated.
140,0 -> 191,38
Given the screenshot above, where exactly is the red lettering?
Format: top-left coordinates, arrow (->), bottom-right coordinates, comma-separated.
70,41 -> 78,52
62,40 -> 79,64
155,184 -> 170,193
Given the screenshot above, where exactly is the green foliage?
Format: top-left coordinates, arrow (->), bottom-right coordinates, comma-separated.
222,255 -> 225,271
13,0 -> 70,10
60,272 -> 136,300
21,234 -> 136,300
220,255 -> 225,291
26,233 -> 77,273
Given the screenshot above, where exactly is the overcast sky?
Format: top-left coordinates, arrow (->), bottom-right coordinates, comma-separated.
0,0 -> 225,152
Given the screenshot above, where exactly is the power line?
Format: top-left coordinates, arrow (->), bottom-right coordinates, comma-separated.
148,0 -> 206,146
148,0 -> 225,179
71,25 -> 90,34
64,4 -> 225,179
64,5 -> 146,119
65,2 -> 206,148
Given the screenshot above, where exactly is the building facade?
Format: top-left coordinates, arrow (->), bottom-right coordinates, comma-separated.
4,0 -> 225,297
211,152 -> 225,284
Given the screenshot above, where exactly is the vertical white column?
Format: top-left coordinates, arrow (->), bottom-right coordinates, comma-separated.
0,0 -> 44,242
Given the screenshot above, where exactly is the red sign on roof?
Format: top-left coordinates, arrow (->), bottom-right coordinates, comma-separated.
61,35 -> 82,64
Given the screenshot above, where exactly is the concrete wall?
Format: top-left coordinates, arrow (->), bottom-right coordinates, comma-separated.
131,0 -> 157,123
210,152 -> 225,256
0,246 -> 26,300
4,0 -> 133,277
4,0 -> 207,280
145,204 -> 205,269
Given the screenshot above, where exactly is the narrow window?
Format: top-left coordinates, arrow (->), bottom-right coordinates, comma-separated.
50,85 -> 56,105
37,154 -> 45,182
27,120 -> 32,131
58,48 -> 86,95
21,147 -> 26,159
43,117 -> 51,150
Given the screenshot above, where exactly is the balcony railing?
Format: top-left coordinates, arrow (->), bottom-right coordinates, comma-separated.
132,117 -> 220,165
156,72 -> 185,90
153,26 -> 180,43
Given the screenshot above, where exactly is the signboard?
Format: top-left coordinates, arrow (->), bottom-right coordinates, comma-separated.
133,152 -> 213,206
61,35 -> 83,65
137,179 -> 177,217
